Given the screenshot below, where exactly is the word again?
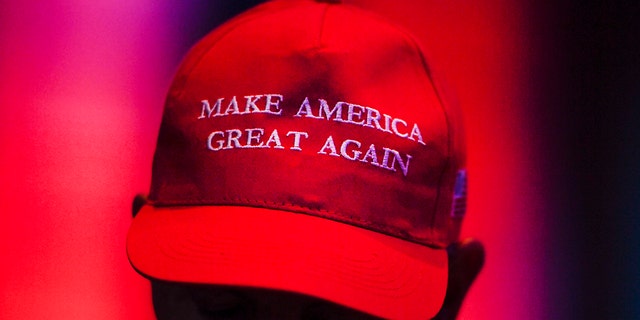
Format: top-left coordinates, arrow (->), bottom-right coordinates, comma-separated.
318,136 -> 412,176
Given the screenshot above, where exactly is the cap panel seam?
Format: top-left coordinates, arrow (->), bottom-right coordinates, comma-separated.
316,3 -> 331,48
341,7 -> 454,231
171,2 -> 305,99
399,31 -> 453,231
415,48 -> 452,231
148,198 -> 439,248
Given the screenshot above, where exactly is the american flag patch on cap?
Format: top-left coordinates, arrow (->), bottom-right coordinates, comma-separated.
451,169 -> 467,218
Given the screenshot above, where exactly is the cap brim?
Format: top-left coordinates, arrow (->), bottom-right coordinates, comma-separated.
127,205 -> 447,320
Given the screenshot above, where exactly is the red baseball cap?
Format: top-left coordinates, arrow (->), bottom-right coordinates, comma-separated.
127,0 -> 467,319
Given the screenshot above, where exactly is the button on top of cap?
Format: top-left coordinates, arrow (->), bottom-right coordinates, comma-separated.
315,0 -> 342,3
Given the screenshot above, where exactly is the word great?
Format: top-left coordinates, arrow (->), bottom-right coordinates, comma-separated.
207,128 -> 307,151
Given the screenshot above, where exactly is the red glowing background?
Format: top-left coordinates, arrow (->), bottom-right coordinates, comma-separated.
0,1 -> 547,319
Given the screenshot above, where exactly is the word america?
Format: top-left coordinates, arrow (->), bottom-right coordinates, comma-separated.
198,95 -> 425,145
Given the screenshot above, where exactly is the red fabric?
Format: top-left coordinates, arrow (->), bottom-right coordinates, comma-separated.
128,205 -> 447,320
149,0 -> 465,247
128,0 -> 465,318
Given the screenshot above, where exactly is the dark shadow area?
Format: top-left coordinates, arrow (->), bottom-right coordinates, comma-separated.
536,1 -> 640,318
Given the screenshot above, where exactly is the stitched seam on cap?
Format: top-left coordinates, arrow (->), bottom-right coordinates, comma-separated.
150,198 -> 434,247
173,2 -> 304,100
402,31 -> 452,231
317,3 -> 331,48
345,7 -> 454,232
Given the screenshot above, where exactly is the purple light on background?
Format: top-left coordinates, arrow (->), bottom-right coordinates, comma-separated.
0,1 -> 553,319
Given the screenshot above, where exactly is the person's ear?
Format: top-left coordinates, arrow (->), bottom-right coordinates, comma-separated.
132,194 -> 147,218
433,238 -> 485,320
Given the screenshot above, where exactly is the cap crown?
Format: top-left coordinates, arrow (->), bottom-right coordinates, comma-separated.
150,0 -> 466,247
